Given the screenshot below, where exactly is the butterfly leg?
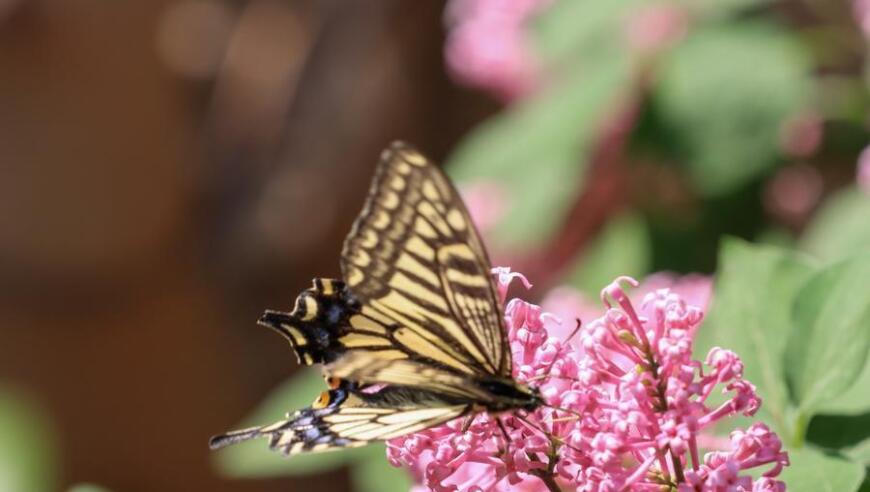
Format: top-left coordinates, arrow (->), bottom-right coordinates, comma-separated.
460,415 -> 474,433
495,416 -> 512,443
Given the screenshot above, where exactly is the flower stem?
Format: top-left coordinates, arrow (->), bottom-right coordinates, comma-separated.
531,470 -> 562,492
791,410 -> 809,448
669,447 -> 685,484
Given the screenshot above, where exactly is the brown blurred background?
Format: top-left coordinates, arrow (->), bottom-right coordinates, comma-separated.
0,1 -> 495,490
3,0 -> 870,490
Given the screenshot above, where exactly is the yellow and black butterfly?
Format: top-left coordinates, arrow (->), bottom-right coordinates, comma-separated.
209,142 -> 543,456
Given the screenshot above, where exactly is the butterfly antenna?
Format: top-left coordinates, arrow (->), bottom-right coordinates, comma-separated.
514,413 -> 583,454
514,412 -> 549,439
541,404 -> 585,421
460,415 -> 474,434
530,318 -> 582,387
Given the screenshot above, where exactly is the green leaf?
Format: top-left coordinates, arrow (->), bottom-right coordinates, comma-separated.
213,370 -> 374,477
532,0 -> 641,66
801,187 -> 870,264
679,0 -> 776,18
564,212 -> 651,295
785,255 -> 870,418
820,361 -> 870,415
846,437 -> 870,465
351,447 -> 414,492
780,446 -> 865,492
656,22 -> 810,195
0,387 -> 57,492
695,238 -> 816,437
447,55 -> 631,252
807,412 -> 870,464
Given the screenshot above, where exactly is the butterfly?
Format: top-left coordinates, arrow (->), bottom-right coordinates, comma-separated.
209,141 -> 544,456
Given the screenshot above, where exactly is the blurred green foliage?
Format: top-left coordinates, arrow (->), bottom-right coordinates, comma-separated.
67,484 -> 113,492
657,22 -> 810,195
780,447 -> 866,492
0,387 -> 57,492
694,238 -> 815,438
801,188 -> 870,263
447,0 -> 639,252
0,387 -> 114,492
784,255 -> 870,417
447,57 -> 631,252
565,213 -> 651,293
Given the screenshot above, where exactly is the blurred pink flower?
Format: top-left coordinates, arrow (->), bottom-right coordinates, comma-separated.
763,165 -> 823,226
857,145 -> 870,194
633,272 -> 713,313
623,3 -> 689,55
388,270 -> 786,491
539,286 -> 602,341
541,272 -> 712,341
854,0 -> 870,38
778,111 -> 823,158
460,181 -> 510,235
443,0 -> 549,100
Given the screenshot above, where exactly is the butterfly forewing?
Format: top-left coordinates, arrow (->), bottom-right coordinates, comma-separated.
339,142 -> 510,378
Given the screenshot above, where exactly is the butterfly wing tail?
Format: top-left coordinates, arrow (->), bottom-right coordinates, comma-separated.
208,417 -> 330,455
209,425 -> 268,450
209,411 -> 370,456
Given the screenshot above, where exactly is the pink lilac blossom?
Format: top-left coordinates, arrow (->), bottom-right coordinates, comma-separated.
460,181 -> 510,236
443,0 -> 549,100
623,4 -> 689,55
854,0 -> 870,38
857,145 -> 870,194
777,111 -> 823,159
387,269 -> 787,491
763,165 -> 823,226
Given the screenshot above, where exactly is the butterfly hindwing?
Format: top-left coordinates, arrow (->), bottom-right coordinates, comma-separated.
259,278 -> 418,367
209,379 -> 470,455
338,142 -> 511,378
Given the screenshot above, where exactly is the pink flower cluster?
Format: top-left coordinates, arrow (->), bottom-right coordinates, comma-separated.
387,270 -> 788,491
854,0 -> 870,38
443,0 -> 548,100
857,145 -> 870,195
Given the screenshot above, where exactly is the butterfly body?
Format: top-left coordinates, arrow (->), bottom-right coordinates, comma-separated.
210,142 -> 547,457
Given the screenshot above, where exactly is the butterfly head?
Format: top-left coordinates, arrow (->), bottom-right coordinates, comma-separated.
477,377 -> 544,413
522,383 -> 545,412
